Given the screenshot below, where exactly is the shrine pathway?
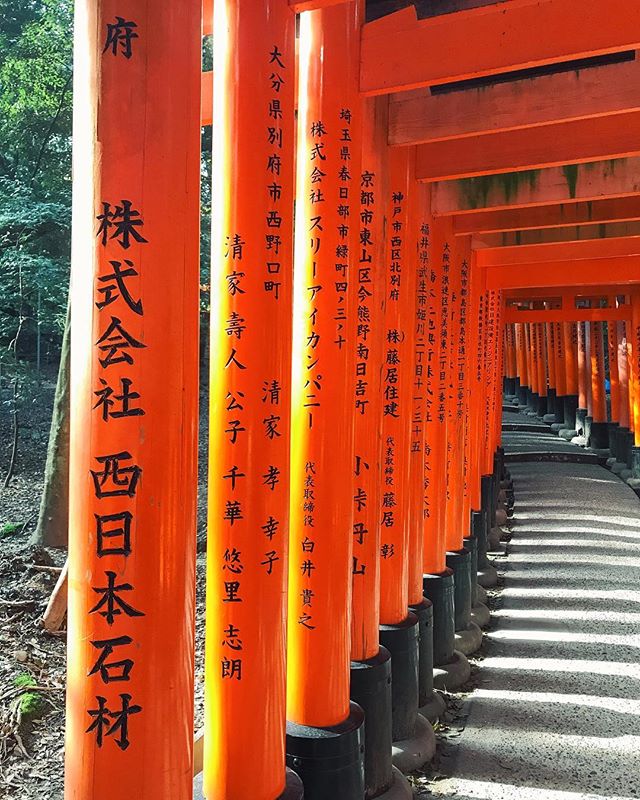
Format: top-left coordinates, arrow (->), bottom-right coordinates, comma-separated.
426,457 -> 640,800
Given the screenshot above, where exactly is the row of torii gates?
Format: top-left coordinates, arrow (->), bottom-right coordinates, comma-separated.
65,2 -> 640,800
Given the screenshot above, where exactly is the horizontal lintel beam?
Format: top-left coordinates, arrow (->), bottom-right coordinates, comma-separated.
361,0 -> 640,96
477,236 -> 640,267
417,111 -> 640,182
485,256 -> 640,290
453,197 -> 640,235
476,221 -> 640,248
389,57 -> 640,146
504,307 -> 629,323
432,157 -> 640,216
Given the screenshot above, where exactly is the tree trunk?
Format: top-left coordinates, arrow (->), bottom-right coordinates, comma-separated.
31,300 -> 70,548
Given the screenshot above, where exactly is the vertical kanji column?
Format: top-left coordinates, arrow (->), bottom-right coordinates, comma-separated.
607,319 -> 621,456
203,3 -> 301,800
514,322 -> 528,406
535,323 -> 548,417
376,149 -> 433,774
286,5 -> 364,796
563,322 -> 579,432
577,321 -> 589,438
628,296 -> 640,483
503,324 -> 517,398
65,3 -> 201,799
444,240 -> 481,658
423,218 -> 471,693
545,322 -> 556,417
617,320 -> 632,466
348,96 -> 412,799
553,322 -> 567,425
589,321 -> 609,450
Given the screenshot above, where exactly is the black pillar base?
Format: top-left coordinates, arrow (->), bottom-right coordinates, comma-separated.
286,703 -> 365,800
553,393 -> 566,424
563,394 -> 579,430
527,390 -> 539,413
632,446 -> 640,479
585,415 -> 593,442
350,648 -> 393,800
537,394 -> 548,417
590,420 -> 610,450
608,422 -> 620,457
463,534 -> 478,605
422,570 -> 455,667
616,426 -> 631,465
445,549 -> 472,632
503,376 -> 516,397
576,407 -> 587,436
547,388 -> 557,416
517,383 -> 528,406
626,430 -> 636,468
408,598 -> 435,709
379,613 -> 420,742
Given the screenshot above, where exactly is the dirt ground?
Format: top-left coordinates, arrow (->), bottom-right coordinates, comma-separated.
0,370 -> 210,800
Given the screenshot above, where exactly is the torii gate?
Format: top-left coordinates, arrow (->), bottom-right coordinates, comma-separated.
64,2 -> 640,800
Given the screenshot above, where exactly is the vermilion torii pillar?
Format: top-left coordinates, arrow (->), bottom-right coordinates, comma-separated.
286,4 -> 365,796
203,3 -> 302,800
577,321 -> 589,437
377,148 -> 433,774
444,241 -> 482,658
607,320 -> 621,455
423,218 -> 471,692
514,322 -> 528,406
348,95 -> 413,800
65,3 -> 200,799
589,322 -> 610,450
562,322 -> 579,434
553,321 -> 567,426
616,321 -> 632,466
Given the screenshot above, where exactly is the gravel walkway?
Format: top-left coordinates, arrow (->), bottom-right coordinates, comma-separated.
427,460 -> 640,800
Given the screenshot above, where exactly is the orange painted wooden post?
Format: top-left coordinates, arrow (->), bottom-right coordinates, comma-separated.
607,320 -> 621,458
423,217 -> 471,688
575,322 -> 589,432
589,321 -> 609,448
564,321 -> 579,431
514,322 -> 528,405
350,96 -> 387,665
584,322 -> 594,439
348,95 -> 412,800
535,322 -> 548,416
407,182 -> 444,726
443,237 -> 480,656
203,3 -> 300,799
618,320 -> 633,466
423,220 -> 447,578
545,322 -> 557,417
554,321 -> 567,424
286,4 -> 366,795
376,148 -> 435,761
65,3 -> 201,798
618,321 -> 631,431
609,321 -> 621,424
504,323 -> 517,398
630,295 -> 640,452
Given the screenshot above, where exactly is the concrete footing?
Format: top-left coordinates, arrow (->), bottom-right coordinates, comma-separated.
433,650 -> 471,691
418,690 -> 446,723
495,508 -> 508,526
477,562 -> 498,588
487,526 -> 502,550
375,767 -> 414,800
391,712 -> 435,774
455,621 -> 483,655
475,584 -> 488,603
558,428 -> 577,441
471,601 -> 490,629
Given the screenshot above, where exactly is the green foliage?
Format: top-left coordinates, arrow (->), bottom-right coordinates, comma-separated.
0,0 -> 72,364
0,522 -> 21,537
13,673 -> 47,720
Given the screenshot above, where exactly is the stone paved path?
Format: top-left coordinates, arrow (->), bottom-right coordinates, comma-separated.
427,460 -> 640,800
